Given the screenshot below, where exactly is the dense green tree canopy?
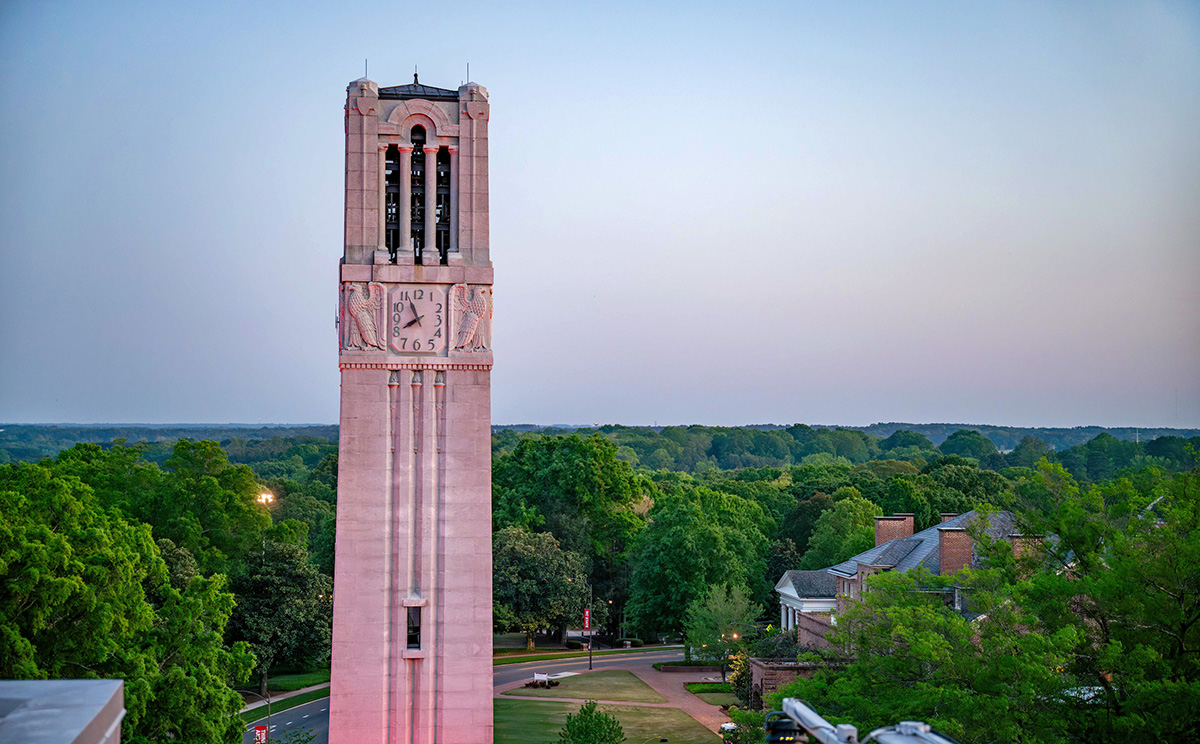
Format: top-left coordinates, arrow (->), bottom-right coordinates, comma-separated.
0,461 -> 254,743
798,494 -> 881,569
938,429 -> 999,461
227,538 -> 333,695
492,526 -> 590,651
626,483 -> 768,637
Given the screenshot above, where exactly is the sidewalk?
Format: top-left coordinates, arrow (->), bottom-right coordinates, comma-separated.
494,658 -> 730,732
240,682 -> 331,714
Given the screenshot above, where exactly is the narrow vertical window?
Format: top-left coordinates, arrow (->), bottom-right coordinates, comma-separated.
409,126 -> 426,262
407,607 -> 421,650
435,147 -> 451,265
385,145 -> 401,262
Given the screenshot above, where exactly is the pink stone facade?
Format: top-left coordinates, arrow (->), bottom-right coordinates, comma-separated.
330,76 -> 493,744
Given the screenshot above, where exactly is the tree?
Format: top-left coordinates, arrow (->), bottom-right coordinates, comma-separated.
492,526 -> 589,651
0,461 -> 254,743
765,538 -> 803,586
559,700 -> 625,744
1019,463 -> 1200,743
53,440 -> 273,577
684,583 -> 761,678
227,539 -> 333,695
492,435 -> 653,627
1005,435 -> 1053,468
880,430 -> 935,452
626,485 -> 769,638
938,430 -> 998,462
774,569 -> 1076,744
777,492 -> 833,554
799,495 -> 881,569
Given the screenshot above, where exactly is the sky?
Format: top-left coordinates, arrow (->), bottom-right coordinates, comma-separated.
1,1 -> 1197,428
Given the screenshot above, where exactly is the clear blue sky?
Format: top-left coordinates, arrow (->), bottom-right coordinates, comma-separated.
1,1 -> 1197,427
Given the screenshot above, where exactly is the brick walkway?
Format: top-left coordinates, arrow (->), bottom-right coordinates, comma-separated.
494,659 -> 731,733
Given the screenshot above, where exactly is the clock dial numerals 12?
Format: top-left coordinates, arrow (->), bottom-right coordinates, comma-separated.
389,285 -> 447,355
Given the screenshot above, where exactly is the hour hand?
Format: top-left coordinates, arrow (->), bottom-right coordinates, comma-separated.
404,301 -> 424,327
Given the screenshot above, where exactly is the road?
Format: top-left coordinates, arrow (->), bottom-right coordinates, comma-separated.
242,648 -> 684,744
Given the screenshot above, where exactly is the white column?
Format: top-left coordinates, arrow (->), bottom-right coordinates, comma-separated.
398,144 -> 414,261
424,145 -> 438,264
780,604 -> 787,629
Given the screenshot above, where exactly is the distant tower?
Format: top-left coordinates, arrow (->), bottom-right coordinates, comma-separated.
330,74 -> 493,744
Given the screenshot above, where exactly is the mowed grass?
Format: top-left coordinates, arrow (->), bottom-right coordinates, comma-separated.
684,682 -> 739,707
268,667 -> 331,692
494,699 -> 720,744
503,670 -> 666,704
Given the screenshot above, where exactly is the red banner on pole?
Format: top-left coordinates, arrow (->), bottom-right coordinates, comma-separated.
583,608 -> 591,631
254,726 -> 268,743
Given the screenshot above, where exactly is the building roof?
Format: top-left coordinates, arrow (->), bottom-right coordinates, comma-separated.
379,76 -> 459,101
0,680 -> 124,744
777,569 -> 838,598
826,510 -> 1016,578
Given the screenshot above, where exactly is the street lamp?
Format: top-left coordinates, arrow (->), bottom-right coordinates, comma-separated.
257,492 -> 274,505
717,622 -> 759,684
237,688 -> 271,741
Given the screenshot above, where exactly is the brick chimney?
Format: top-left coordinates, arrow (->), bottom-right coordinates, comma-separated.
938,526 -> 972,575
940,512 -> 958,523
874,514 -> 914,546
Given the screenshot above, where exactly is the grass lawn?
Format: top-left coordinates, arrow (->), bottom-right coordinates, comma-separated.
494,646 -> 679,666
683,682 -> 738,707
268,667 -> 331,692
504,670 -> 666,704
493,632 -> 569,653
494,699 -> 720,744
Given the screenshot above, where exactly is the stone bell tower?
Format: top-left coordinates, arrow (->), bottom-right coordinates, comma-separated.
330,74 -> 493,744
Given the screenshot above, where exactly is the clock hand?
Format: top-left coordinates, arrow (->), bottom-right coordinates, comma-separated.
403,300 -> 424,328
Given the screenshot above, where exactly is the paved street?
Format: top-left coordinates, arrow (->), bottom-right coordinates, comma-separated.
242,648 -> 685,743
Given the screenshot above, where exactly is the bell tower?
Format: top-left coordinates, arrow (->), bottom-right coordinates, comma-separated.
330,74 -> 493,744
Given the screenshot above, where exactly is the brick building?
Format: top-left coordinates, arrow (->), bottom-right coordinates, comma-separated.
775,510 -> 1018,648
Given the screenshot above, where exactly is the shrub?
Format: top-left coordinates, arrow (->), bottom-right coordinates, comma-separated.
559,700 -> 624,744
616,638 -> 644,647
565,640 -> 584,650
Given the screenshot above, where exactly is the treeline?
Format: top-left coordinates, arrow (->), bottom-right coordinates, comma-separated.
0,440 -> 337,743
493,424 -> 1200,483
0,424 -> 337,464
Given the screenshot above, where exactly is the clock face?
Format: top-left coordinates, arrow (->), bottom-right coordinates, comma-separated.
388,285 -> 448,355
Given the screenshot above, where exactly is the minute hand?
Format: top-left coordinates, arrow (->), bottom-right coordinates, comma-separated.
403,301 -> 424,328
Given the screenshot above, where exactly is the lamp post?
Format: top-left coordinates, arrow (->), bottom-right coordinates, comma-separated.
237,688 -> 271,741
718,622 -> 759,684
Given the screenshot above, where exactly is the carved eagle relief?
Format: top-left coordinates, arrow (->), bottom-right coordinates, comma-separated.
452,285 -> 491,352
345,282 -> 386,351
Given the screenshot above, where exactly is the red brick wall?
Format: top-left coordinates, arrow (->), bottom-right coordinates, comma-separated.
795,612 -> 833,650
938,527 -> 972,575
874,514 -> 914,546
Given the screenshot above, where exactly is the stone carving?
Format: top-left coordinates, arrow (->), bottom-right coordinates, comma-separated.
451,284 -> 491,353
345,282 -> 386,351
